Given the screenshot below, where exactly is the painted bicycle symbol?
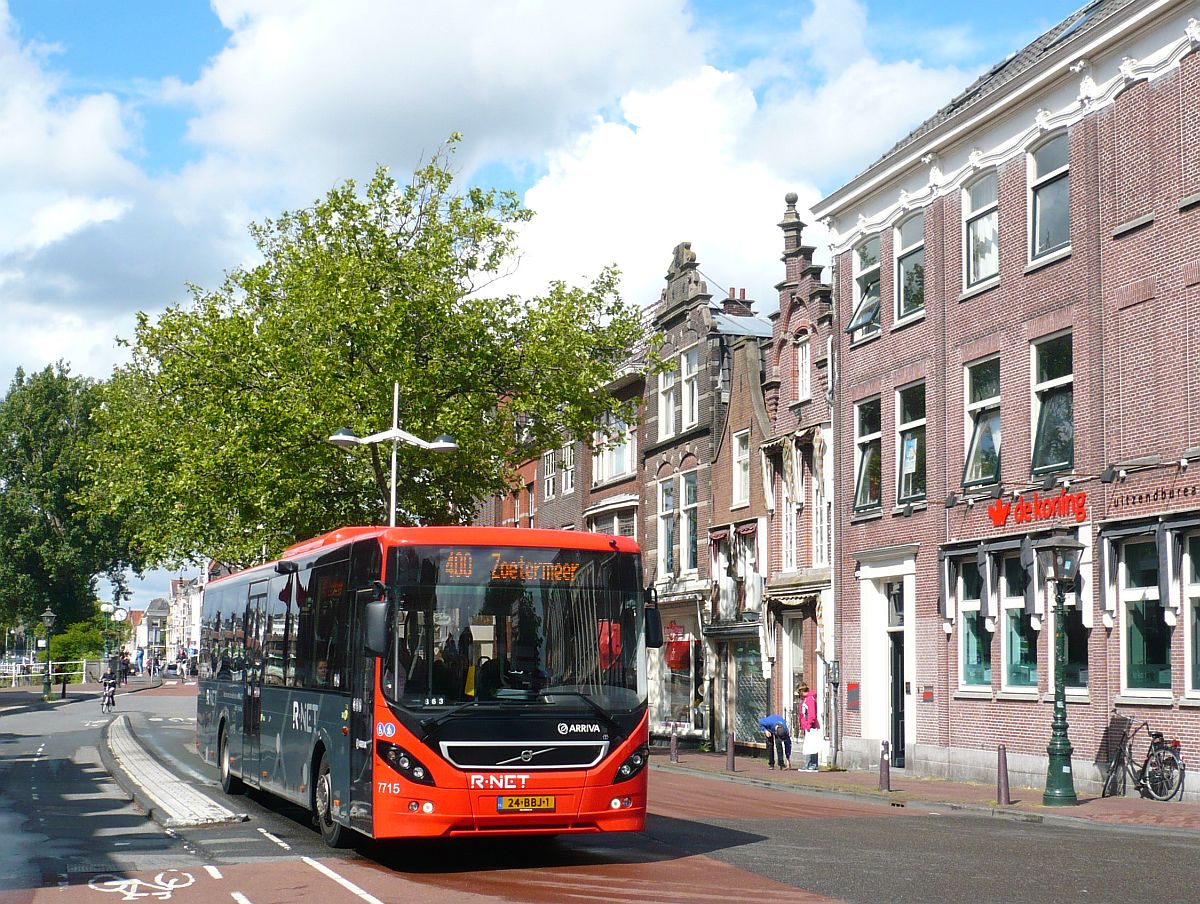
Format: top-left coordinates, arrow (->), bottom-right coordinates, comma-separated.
87,869 -> 195,900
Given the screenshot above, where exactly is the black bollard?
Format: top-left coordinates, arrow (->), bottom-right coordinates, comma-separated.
997,744 -> 1011,805
879,740 -> 891,792
61,673 -> 68,699
670,726 -> 679,763
726,730 -> 735,772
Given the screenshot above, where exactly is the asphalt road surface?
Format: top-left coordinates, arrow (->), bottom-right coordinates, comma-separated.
2,686 -> 1197,904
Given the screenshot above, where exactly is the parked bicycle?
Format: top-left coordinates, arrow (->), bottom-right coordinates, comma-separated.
1102,713 -> 1185,801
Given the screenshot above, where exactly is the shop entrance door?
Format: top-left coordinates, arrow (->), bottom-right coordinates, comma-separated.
889,632 -> 905,768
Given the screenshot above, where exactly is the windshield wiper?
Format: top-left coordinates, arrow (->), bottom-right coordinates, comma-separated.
419,700 -> 482,732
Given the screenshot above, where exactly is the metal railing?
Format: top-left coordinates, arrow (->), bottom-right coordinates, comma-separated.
0,659 -> 92,688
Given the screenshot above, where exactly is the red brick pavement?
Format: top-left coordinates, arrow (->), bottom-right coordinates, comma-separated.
652,750 -> 1200,831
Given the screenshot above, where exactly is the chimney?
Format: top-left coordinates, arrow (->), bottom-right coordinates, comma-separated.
722,287 -> 754,316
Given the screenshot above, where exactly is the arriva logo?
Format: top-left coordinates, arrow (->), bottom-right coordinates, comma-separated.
469,774 -> 531,790
557,722 -> 602,734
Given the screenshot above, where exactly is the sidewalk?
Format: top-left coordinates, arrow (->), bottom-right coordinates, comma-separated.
651,749 -> 1200,832
0,673 -> 164,713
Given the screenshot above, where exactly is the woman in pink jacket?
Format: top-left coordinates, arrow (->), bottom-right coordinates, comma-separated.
797,683 -> 820,770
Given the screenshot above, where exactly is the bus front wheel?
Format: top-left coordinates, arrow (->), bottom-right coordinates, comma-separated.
315,752 -> 348,848
219,727 -> 244,796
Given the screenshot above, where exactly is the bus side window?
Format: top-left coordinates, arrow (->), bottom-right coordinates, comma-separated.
310,554 -> 350,690
291,565 -> 314,689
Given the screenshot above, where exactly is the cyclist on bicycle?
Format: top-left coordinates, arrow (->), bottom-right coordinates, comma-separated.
100,666 -> 117,711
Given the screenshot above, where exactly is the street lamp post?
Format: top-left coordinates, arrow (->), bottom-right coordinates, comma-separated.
1034,531 -> 1085,807
100,602 -> 115,663
40,607 -> 56,701
328,381 -> 458,526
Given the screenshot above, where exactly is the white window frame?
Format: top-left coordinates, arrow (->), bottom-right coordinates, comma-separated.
957,558 -> 991,688
680,469 -> 699,574
658,476 -> 676,578
560,444 -> 575,495
781,474 -> 796,572
896,382 -> 926,504
964,172 -> 999,288
589,508 -> 637,540
658,366 -> 678,441
732,430 -> 750,507
681,346 -> 700,430
1030,331 -> 1073,475
542,450 -> 556,500
999,556 -> 1038,693
812,469 -> 829,568
1120,538 -> 1172,698
895,212 -> 925,323
853,397 -> 882,511
1028,132 -> 1070,261
1186,534 -> 1200,697
848,235 -> 882,342
592,416 -> 634,485
795,335 -> 811,402
963,357 -> 1001,488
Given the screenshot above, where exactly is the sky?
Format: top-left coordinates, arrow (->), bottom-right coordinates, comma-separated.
0,0 -> 1083,606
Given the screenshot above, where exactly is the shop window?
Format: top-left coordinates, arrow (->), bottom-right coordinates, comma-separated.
896,213 -> 925,321
964,172 -> 999,287
847,235 -> 882,341
854,397 -> 882,511
1001,557 -> 1038,689
896,382 -> 926,503
1030,133 -> 1069,259
959,560 -> 991,686
1031,332 -> 1073,474
964,357 -> 1001,488
1064,606 -> 1089,688
1122,540 -> 1171,691
1187,535 -> 1200,695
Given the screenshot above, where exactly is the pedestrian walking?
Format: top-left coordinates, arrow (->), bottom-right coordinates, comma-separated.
758,713 -> 791,770
797,683 -> 820,771
119,652 -> 131,686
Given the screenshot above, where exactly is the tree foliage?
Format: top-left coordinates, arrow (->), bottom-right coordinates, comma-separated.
0,365 -> 138,628
90,140 -> 647,569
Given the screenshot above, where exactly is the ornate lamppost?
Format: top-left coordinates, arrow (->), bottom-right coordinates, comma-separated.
1033,531 -> 1084,806
40,607 -> 57,701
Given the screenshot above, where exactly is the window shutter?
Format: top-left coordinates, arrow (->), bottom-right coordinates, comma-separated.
1020,535 -> 1038,613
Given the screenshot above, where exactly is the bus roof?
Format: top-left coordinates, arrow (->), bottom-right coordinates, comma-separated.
208,526 -> 642,586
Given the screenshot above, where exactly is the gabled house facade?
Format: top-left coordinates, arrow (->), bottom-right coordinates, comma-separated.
813,0 -> 1200,793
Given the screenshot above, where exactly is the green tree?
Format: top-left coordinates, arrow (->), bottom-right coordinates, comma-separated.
0,365 -> 139,628
91,139 -> 647,569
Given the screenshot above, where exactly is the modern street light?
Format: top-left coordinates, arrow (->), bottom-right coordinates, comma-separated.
328,381 -> 458,527
1033,530 -> 1085,806
40,607 -> 57,701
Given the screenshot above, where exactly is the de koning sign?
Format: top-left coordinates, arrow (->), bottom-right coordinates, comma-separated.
987,489 -> 1089,528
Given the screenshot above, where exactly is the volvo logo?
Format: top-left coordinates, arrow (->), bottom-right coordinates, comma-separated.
496,748 -> 551,766
520,749 -> 534,762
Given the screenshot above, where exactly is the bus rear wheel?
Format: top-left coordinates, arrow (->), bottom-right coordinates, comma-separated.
315,752 -> 348,848
219,727 -> 244,795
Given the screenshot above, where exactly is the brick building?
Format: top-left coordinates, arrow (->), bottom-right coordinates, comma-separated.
812,0 -> 1200,794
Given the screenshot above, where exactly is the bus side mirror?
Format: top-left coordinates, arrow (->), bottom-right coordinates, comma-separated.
364,600 -> 389,656
644,586 -> 663,649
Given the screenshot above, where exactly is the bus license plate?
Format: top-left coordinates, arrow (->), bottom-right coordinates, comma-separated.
497,795 -> 555,812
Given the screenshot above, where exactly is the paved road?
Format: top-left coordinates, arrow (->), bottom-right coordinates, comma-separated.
3,686 -> 1199,904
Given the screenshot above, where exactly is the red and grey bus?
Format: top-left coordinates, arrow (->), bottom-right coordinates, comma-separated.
197,525 -> 662,845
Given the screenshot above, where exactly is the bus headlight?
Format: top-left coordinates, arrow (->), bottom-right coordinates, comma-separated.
613,745 -> 649,783
376,740 -> 436,787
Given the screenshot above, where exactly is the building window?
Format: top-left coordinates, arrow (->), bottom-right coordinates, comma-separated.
1064,606 -> 1089,689
1001,558 -> 1038,689
658,477 -> 676,578
896,383 -> 926,503
593,416 -> 633,485
854,397 -> 882,511
1031,332 -> 1073,474
959,560 -> 991,686
896,213 -> 925,321
560,444 -> 575,494
680,470 -> 698,573
963,357 -> 1001,487
1122,540 -> 1171,691
1030,133 -> 1069,259
542,450 -> 556,500
681,346 -> 700,430
732,430 -> 750,506
658,366 -> 678,441
847,236 -> 882,341
589,508 -> 636,539
812,466 -> 830,568
781,474 -> 796,572
1187,535 -> 1200,695
965,172 -> 998,287
795,335 -> 811,402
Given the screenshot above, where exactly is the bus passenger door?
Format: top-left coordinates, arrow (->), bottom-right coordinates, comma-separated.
243,580 -> 269,789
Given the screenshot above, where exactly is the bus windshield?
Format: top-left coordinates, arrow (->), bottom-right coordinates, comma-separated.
382,545 -> 644,712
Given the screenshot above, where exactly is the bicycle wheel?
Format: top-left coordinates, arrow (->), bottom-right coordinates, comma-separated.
1102,750 -> 1127,797
1143,748 -> 1183,801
